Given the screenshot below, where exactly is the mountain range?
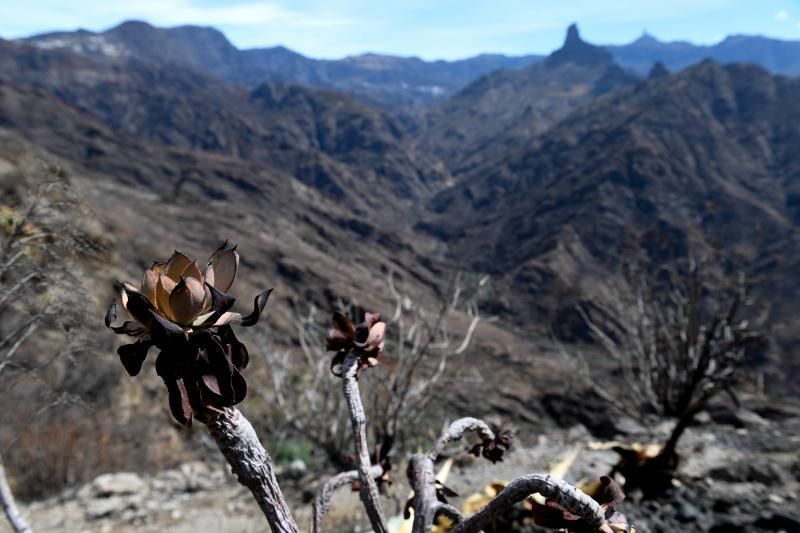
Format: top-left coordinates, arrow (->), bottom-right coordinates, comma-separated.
17,20 -> 800,107
607,32 -> 800,76
21,20 -> 541,107
1,21 -> 798,496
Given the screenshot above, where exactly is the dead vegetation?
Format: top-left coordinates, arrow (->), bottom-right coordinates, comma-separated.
0,166 -> 95,531
256,272 -> 482,469
562,258 -> 763,496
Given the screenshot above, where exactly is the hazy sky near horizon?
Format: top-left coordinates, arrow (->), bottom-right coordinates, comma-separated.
2,0 -> 800,59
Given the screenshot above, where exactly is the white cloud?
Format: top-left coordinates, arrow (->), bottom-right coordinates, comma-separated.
108,1 -> 290,26
775,9 -> 790,21
103,0 -> 356,30
0,0 -> 356,38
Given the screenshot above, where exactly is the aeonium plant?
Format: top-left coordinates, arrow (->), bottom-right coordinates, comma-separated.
105,242 -> 271,426
325,311 -> 386,377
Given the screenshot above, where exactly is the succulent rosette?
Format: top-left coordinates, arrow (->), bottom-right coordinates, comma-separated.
104,242 -> 271,426
325,311 -> 386,376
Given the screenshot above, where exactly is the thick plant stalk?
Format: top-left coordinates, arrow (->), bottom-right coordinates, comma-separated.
408,454 -> 444,532
341,352 -> 388,533
311,465 -> 383,533
0,453 -> 31,533
408,418 -> 494,532
450,474 -> 605,533
198,407 -> 299,533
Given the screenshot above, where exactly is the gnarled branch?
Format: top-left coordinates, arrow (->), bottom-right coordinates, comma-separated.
427,417 -> 494,460
197,408 -> 299,533
311,465 -> 383,533
407,418 -> 610,533
451,474 -> 605,533
408,417 -> 495,532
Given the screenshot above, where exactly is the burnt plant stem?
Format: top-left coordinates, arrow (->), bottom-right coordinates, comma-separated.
198,408 -> 298,533
451,474 -> 605,533
341,352 -> 388,533
311,465 -> 383,533
408,419 -> 604,533
0,453 -> 31,533
408,418 -> 494,532
661,388 -> 712,461
408,454 -> 440,533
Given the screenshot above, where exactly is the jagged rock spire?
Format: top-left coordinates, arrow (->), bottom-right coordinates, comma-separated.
546,23 -> 613,67
564,23 -> 582,47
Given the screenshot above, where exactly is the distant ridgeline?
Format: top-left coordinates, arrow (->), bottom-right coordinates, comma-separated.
18,20 -> 800,107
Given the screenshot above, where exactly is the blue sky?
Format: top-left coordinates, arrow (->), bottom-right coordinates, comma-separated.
2,0 -> 800,59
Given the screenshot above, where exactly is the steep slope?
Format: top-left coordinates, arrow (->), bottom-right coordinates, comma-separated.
609,32 -> 800,76
0,39 -> 445,219
422,61 -> 800,372
21,20 -> 541,107
0,74 -> 442,299
247,82 -> 444,201
0,64 -> 555,491
0,39 -> 462,342
419,25 -> 639,171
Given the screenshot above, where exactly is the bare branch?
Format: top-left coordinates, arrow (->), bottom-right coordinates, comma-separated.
450,474 -> 605,533
408,417 -> 495,533
311,465 -> 383,533
0,321 -> 40,376
0,452 -> 31,533
427,417 -> 494,460
566,261 -> 759,423
381,273 -> 483,448
0,272 -> 38,314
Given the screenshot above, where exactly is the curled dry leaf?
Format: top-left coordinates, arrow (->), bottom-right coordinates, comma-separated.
469,421 -> 514,463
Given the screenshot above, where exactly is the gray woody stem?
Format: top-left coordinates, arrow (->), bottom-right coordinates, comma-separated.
408,417 -> 493,532
451,474 -> 605,533
198,407 -> 299,533
407,418 -> 606,533
311,465 -> 383,533
0,453 -> 31,533
341,352 -> 388,533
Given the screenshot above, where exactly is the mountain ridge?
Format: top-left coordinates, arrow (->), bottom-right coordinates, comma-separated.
418,25 -> 639,170
16,19 -> 800,110
20,20 -> 542,107
607,31 -> 800,76
420,60 -> 800,372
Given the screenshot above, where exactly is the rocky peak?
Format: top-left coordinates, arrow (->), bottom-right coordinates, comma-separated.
564,23 -> 581,46
546,23 -> 613,67
634,31 -> 661,46
101,20 -> 239,72
107,20 -> 235,51
105,20 -> 156,38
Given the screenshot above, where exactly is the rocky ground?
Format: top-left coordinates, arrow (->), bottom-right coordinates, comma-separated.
3,397 -> 798,533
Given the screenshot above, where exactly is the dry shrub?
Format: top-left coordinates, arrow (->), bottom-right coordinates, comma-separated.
256,273 -> 483,468
7,415 -> 125,500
